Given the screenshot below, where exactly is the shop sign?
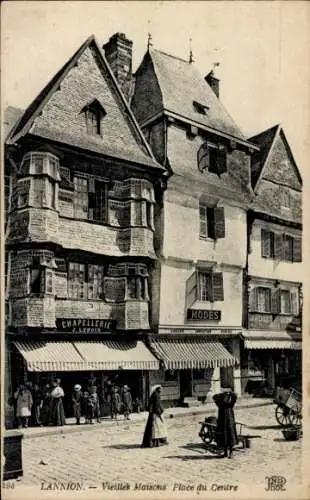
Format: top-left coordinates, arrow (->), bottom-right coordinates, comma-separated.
187,309 -> 221,321
56,318 -> 116,333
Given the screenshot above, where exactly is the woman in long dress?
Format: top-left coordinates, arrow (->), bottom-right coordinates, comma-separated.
14,385 -> 33,429
141,385 -> 168,448
50,380 -> 66,426
213,386 -> 238,458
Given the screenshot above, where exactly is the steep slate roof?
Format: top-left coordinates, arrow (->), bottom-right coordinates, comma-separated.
249,124 -> 302,190
148,49 -> 245,140
249,124 -> 280,188
3,106 -> 24,139
6,36 -> 163,171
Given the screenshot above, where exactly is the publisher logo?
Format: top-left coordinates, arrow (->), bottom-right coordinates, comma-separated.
265,476 -> 286,492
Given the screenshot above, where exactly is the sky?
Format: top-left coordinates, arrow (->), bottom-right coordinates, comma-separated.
2,1 -> 310,172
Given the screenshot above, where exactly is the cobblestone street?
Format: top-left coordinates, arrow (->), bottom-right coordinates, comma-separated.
4,403 -> 303,497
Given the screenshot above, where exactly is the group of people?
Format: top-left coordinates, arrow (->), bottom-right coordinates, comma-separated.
72,383 -> 133,424
141,384 -> 238,459
13,379 -> 65,429
12,377 -> 137,428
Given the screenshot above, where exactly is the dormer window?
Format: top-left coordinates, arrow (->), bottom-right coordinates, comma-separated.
193,101 -> 209,115
82,99 -> 106,136
197,143 -> 227,175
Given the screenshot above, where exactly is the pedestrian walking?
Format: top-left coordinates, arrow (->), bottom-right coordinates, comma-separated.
14,384 -> 33,429
110,386 -> 121,420
213,386 -> 238,458
141,384 -> 168,448
33,384 -> 43,426
72,384 -> 83,425
122,385 -> 132,420
82,391 -> 90,423
50,380 -> 66,426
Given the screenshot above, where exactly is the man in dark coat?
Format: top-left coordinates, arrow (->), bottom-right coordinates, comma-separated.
213,387 -> 238,458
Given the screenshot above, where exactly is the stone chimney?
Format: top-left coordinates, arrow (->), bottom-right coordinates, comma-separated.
205,70 -> 220,99
103,33 -> 133,101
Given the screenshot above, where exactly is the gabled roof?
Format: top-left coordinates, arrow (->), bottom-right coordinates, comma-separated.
6,36 -> 164,172
146,48 -> 245,141
249,124 -> 302,190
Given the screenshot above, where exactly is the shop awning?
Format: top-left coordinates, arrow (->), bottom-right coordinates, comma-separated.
243,331 -> 302,350
13,340 -> 160,371
13,341 -> 87,372
73,340 -> 159,370
149,338 -> 236,369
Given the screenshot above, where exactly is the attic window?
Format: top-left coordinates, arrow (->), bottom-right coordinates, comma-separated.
197,143 -> 227,175
193,101 -> 209,115
82,99 -> 106,136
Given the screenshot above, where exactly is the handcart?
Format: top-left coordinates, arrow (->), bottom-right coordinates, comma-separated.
198,416 -> 256,454
274,387 -> 302,427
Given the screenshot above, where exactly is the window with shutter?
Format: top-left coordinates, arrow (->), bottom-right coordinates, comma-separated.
197,271 -> 224,302
212,272 -> 224,301
283,235 -> 293,262
261,229 -> 274,258
213,207 -> 225,239
292,238 -> 302,262
271,289 -> 280,315
217,146 -> 227,175
186,270 -> 198,307
274,233 -> 284,261
197,144 -> 209,172
199,204 -> 208,238
249,287 -> 258,311
208,147 -> 219,174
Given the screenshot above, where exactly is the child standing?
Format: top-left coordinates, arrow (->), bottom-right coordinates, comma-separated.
122,385 -> 132,420
110,386 -> 121,420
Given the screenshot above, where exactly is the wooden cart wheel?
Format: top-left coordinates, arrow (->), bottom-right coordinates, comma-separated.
288,407 -> 302,426
200,431 -> 213,444
275,405 -> 291,426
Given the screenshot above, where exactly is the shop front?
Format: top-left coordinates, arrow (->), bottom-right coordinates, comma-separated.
241,330 -> 302,395
147,336 -> 237,406
8,338 -> 159,424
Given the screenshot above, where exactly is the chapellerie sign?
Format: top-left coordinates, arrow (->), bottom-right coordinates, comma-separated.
56,318 -> 116,333
187,309 -> 221,321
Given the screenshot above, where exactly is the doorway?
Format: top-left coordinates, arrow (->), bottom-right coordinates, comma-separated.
220,366 -> 234,391
180,370 -> 192,398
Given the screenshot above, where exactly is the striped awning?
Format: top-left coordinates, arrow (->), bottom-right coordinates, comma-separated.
13,340 -> 160,371
149,338 -> 236,369
13,341 -> 86,372
243,331 -> 302,350
73,340 -> 159,370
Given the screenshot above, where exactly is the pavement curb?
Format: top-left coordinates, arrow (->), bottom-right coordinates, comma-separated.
17,399 -> 273,440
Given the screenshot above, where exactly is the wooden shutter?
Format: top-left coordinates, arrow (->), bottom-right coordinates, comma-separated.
88,177 -> 95,193
197,144 -> 209,172
274,233 -> 283,261
293,238 -> 302,262
217,146 -> 227,175
186,270 -> 198,307
249,287 -> 258,311
271,289 -> 280,315
212,272 -> 224,302
290,290 -> 298,315
261,229 -> 270,258
213,207 -> 225,239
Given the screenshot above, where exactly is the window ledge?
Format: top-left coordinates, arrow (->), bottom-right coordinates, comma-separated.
199,236 -> 215,243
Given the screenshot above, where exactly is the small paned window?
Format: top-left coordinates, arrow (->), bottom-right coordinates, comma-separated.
280,290 -> 291,314
197,143 -> 227,175
256,287 -> 271,313
197,271 -> 224,302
